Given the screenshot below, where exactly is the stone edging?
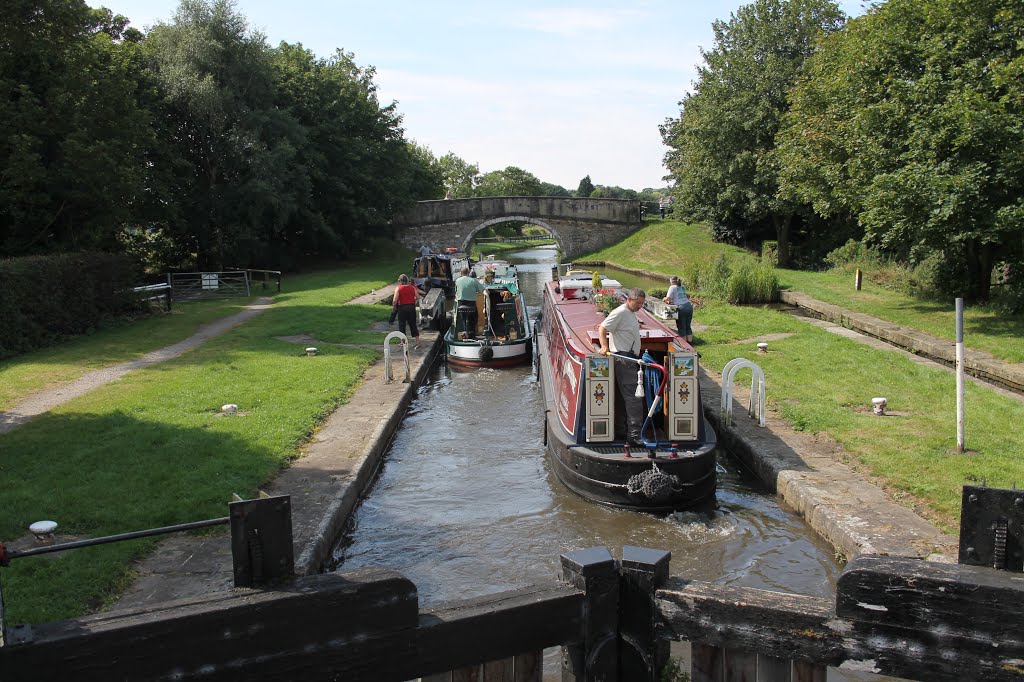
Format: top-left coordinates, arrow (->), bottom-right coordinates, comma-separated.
780,290 -> 1024,393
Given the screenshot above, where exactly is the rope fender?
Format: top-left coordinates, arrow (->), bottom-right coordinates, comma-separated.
626,464 -> 681,502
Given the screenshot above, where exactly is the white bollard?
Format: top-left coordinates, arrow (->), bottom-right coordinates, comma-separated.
305,347 -> 318,356
757,342 -> 769,353
872,397 -> 887,415
30,520 -> 58,545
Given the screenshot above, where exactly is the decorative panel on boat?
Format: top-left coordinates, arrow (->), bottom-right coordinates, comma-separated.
669,352 -> 699,441
585,354 -> 614,442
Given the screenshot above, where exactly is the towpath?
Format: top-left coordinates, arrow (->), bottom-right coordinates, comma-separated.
0,297 -> 274,434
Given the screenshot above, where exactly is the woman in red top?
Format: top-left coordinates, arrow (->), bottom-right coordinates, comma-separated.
392,274 -> 426,347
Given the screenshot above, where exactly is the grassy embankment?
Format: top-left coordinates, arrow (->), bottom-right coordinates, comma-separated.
0,255 -> 408,624
471,238 -> 557,259
584,219 -> 1024,538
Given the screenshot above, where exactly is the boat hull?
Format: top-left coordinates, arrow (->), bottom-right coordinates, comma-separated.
544,413 -> 717,512
445,337 -> 532,367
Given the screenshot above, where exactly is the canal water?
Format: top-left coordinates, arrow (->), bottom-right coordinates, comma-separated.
331,245 -> 851,677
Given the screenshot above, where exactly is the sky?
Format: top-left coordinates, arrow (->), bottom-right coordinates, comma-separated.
94,0 -> 867,192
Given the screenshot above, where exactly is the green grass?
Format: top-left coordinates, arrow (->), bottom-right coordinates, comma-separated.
583,219 -> 758,276
471,239 -> 557,258
695,300 -> 1024,535
0,298 -> 251,411
0,255 -> 409,624
779,268 -> 1024,364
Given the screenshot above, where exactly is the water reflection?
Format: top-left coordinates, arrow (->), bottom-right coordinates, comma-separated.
333,245 -> 839,608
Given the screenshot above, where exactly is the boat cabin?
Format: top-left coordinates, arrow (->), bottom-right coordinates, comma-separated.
412,251 -> 471,298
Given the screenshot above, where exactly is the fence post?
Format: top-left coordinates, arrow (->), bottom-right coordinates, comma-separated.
619,546 -> 670,681
561,547 -> 619,681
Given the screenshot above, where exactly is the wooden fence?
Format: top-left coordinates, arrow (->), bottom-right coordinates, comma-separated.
2,543 -> 1022,681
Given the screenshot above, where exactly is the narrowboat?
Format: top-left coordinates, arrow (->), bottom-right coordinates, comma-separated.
536,270 -> 717,511
444,268 -> 532,368
412,249 -> 472,298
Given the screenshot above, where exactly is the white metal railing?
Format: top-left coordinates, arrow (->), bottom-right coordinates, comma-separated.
383,332 -> 411,384
721,358 -> 766,427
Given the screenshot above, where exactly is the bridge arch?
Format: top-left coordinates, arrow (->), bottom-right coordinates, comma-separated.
461,215 -> 566,255
394,197 -> 641,261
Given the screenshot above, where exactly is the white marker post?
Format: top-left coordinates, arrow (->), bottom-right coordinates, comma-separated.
956,297 -> 965,453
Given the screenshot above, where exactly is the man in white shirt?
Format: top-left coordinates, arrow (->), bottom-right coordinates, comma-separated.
598,288 -> 647,446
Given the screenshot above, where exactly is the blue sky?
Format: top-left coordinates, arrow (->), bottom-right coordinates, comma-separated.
95,0 -> 867,191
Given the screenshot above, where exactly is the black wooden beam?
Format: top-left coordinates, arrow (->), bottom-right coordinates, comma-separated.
658,571 -> 1024,681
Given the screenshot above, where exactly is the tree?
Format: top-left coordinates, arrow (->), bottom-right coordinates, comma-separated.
437,152 -> 479,198
777,0 -> 1024,301
539,181 -> 571,197
0,0 -> 152,255
576,175 -> 595,197
475,166 -> 543,197
660,0 -> 845,265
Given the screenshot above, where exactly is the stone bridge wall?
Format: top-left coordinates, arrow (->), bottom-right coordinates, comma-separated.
395,197 -> 641,260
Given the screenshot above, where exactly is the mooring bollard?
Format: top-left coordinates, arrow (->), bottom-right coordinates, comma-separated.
872,397 -> 887,415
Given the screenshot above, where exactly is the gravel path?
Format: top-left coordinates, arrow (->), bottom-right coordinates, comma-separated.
0,298 -> 273,434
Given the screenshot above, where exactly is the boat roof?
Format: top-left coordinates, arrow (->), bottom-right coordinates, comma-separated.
545,281 -> 679,357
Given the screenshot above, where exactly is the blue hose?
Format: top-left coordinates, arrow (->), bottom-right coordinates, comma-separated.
640,351 -> 663,447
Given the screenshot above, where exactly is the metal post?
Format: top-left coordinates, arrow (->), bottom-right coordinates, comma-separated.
956,297 -> 965,453
619,546 -> 671,681
561,547 -> 619,681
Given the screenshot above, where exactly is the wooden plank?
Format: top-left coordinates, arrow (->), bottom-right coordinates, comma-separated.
724,648 -> 757,682
400,585 -> 584,682
482,657 -> 513,681
452,666 -> 479,682
691,642 -> 723,682
1,575 -> 580,682
658,577 -> 1024,681
0,571 -> 419,681
791,661 -> 825,682
837,555 -> 1024,637
755,654 -> 790,682
512,651 -> 542,682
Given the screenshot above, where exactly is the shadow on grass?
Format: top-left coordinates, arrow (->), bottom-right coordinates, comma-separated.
0,410 -> 285,623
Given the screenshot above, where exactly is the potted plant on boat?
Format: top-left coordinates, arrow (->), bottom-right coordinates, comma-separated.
593,289 -> 622,316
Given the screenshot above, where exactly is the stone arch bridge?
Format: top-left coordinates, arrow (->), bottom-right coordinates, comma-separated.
394,197 -> 642,260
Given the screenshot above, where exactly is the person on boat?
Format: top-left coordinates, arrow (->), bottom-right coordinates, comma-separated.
455,266 -> 485,338
663,275 -> 694,343
597,288 -> 648,447
392,274 -> 426,348
419,244 -> 432,256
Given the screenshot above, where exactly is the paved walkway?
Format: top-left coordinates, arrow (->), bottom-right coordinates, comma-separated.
0,298 -> 274,434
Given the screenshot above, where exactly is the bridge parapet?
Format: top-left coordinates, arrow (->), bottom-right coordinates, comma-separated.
396,196 -> 642,260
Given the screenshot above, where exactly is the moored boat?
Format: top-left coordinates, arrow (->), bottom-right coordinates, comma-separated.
536,269 -> 717,511
412,249 -> 471,298
444,270 -> 532,368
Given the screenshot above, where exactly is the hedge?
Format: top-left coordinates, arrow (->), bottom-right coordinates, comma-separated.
0,252 -> 146,359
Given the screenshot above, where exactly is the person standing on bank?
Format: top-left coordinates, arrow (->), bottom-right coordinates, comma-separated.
454,266 -> 485,338
663,275 -> 694,344
598,288 -> 648,447
392,274 -> 425,348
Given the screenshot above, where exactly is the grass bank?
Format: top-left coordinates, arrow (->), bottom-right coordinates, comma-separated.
0,255 -> 408,624
471,239 -> 557,258
581,220 -> 1024,535
779,269 -> 1024,364
0,299 -> 252,411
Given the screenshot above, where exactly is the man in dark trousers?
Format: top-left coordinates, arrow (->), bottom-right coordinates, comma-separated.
597,288 -> 648,448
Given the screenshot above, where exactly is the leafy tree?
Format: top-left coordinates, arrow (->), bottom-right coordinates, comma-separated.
437,152 -> 479,198
475,166 -> 543,197
777,0 -> 1024,301
0,0 -> 152,255
539,181 -> 571,197
660,0 -> 845,265
576,175 -> 595,197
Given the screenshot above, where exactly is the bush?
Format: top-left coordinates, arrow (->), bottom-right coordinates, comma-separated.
0,252 -> 147,359
648,287 -> 667,299
761,240 -> 779,266
727,262 -> 779,304
689,254 -> 733,300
